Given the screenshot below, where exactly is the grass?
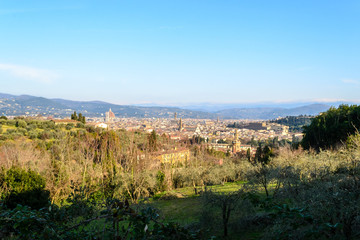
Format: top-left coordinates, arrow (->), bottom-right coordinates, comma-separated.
147,181 -> 247,225
150,197 -> 201,225
2,125 -> 15,132
146,181 -> 271,239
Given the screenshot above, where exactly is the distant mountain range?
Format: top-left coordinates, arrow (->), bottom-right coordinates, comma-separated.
0,93 -> 339,120
216,104 -> 331,119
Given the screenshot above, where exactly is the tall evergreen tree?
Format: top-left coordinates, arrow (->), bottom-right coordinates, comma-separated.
71,111 -> 78,121
148,130 -> 158,152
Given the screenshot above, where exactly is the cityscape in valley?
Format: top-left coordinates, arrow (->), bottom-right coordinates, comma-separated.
0,92 -> 317,159
1,1 -> 360,239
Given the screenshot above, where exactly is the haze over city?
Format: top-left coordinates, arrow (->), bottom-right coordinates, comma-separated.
1,0 -> 360,105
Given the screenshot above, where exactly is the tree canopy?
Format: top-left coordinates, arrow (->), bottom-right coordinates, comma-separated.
301,105 -> 360,150
71,111 -> 86,124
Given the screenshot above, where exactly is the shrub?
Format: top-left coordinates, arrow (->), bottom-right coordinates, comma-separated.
66,123 -> 74,130
39,130 -> 53,140
0,167 -> 50,209
16,120 -> 27,128
76,122 -> 84,128
156,170 -> 166,192
28,130 -> 39,139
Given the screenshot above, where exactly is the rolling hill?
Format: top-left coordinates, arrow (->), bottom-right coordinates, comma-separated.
0,93 -> 332,119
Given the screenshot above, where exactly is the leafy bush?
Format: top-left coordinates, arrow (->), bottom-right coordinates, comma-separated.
0,167 -> 50,209
16,120 -> 27,128
0,191 -> 199,240
76,122 -> 84,128
66,123 -> 74,130
156,170 -> 166,192
0,204 -> 61,240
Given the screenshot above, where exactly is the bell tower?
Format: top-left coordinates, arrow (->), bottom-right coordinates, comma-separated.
232,129 -> 241,153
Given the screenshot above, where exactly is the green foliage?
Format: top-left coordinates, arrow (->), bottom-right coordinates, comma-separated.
65,123 -> 74,130
0,167 -> 50,209
71,111 -> 86,124
16,120 -> 27,128
76,122 -> 84,128
0,204 -> 61,240
156,170 -> 166,192
71,111 -> 78,121
270,115 -> 313,132
206,147 -> 226,158
302,104 -> 360,150
148,130 -> 158,152
0,190 -> 199,240
255,144 -> 275,165
2,114 -> 360,239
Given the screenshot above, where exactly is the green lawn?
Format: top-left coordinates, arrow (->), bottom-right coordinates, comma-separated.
147,181 -> 248,224
146,181 -> 268,239
150,197 -> 201,224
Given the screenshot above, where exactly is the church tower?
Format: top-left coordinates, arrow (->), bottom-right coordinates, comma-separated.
232,129 -> 241,153
178,118 -> 183,132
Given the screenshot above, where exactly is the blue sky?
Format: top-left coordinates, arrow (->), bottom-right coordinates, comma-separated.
0,0 -> 359,105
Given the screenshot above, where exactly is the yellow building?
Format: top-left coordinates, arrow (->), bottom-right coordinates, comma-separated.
154,148 -> 190,164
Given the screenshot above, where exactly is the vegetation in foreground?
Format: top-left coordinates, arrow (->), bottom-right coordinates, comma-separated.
1,105 -> 360,239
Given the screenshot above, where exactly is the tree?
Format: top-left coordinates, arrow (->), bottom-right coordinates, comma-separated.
255,144 -> 274,165
78,113 -> 83,122
246,148 -> 251,161
16,120 -> 27,128
71,111 -> 78,121
201,189 -> 253,237
78,113 -> 86,124
148,130 -> 158,152
71,111 -> 86,124
302,105 -> 360,150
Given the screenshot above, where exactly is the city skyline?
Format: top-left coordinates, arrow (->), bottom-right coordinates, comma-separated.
1,0 -> 360,105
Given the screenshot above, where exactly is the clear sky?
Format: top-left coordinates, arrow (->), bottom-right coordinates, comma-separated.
0,0 -> 359,105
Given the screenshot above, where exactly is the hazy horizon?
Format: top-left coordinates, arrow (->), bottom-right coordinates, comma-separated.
2,91 -> 359,111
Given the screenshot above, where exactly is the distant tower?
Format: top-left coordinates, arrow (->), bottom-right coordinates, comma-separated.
174,112 -> 177,120
217,116 -> 219,123
232,130 -> 241,154
105,112 -> 110,122
178,118 -> 183,132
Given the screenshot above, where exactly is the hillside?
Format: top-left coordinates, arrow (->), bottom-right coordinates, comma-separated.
216,104 -> 330,119
0,93 -> 332,119
0,93 -> 218,119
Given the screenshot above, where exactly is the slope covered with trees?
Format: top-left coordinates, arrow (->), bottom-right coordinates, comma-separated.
1,114 -> 360,239
270,115 -> 313,132
302,105 -> 360,150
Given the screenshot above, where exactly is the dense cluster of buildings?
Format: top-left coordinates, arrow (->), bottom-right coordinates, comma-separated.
85,109 -> 303,157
